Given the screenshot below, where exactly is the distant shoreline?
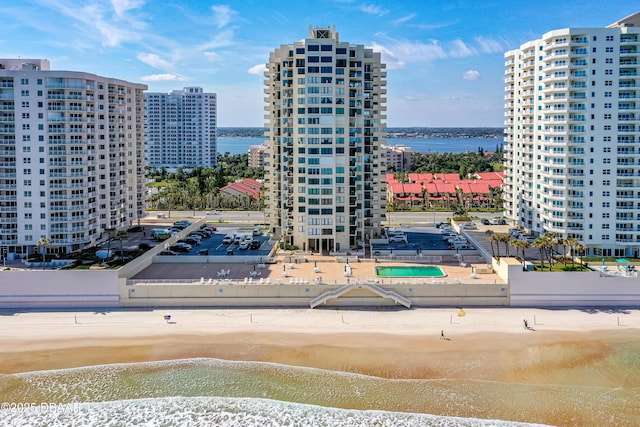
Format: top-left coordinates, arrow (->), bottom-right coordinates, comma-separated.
217,127 -> 503,139
217,135 -> 503,155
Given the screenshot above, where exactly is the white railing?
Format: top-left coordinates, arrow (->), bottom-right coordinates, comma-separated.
363,284 -> 411,308
310,285 -> 355,308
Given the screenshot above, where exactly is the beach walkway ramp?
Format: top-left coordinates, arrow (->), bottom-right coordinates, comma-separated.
309,284 -> 411,308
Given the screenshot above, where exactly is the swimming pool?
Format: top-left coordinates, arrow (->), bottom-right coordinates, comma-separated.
375,265 -> 447,278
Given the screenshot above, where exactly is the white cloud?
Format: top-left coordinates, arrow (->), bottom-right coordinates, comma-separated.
463,70 -> 481,80
448,39 -> 476,57
137,52 -> 173,70
359,3 -> 388,16
211,5 -> 237,28
196,30 -> 236,51
372,35 -> 505,69
248,64 -> 267,75
392,14 -> 416,25
204,52 -> 222,62
140,73 -> 186,82
33,0 -> 149,48
110,0 -> 144,17
474,36 -> 506,54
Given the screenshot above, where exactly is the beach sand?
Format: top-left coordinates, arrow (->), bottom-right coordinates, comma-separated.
0,307 -> 638,380
2,307 -> 639,426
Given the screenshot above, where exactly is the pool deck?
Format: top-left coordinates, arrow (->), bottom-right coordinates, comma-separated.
135,252 -> 504,286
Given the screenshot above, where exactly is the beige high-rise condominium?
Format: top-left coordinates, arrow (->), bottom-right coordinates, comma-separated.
264,26 -> 387,254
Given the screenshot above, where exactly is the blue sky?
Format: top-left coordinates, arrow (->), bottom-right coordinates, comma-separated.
1,1 -> 637,127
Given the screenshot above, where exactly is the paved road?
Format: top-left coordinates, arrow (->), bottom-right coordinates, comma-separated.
145,210 -> 266,224
144,210 -> 508,228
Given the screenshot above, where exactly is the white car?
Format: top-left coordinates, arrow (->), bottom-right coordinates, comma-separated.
238,240 -> 250,250
206,210 -> 220,215
461,222 -> 477,230
388,235 -> 408,243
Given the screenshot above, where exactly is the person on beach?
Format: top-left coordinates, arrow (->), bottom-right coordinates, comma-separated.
164,314 -> 171,323
440,330 -> 445,340
523,319 -> 528,330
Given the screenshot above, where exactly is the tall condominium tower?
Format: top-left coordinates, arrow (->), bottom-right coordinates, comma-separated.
503,12 -> 640,257
264,26 -> 387,254
0,59 -> 147,255
144,87 -> 217,169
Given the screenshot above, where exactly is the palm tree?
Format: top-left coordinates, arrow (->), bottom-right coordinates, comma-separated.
36,236 -> 52,268
575,243 -> 587,270
564,238 -> 579,267
116,230 -> 128,263
498,233 -> 511,257
512,238 -> 530,262
532,237 -> 546,271
490,232 -> 501,258
536,233 -> 558,271
485,230 -> 495,257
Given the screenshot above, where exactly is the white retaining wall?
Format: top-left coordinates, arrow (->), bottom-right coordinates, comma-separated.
0,270 -> 119,308
118,281 -> 508,308
509,268 -> 640,307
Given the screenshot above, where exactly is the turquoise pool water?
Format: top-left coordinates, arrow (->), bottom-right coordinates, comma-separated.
375,265 -> 446,278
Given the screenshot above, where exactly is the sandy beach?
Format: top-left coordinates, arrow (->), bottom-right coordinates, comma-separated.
2,307 -> 640,426
1,307 -> 638,378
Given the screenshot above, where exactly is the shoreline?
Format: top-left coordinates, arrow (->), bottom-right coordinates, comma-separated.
1,307 -> 638,378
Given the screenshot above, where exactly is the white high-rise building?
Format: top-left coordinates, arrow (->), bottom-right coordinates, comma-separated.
503,12 -> 640,257
144,87 -> 217,169
264,26 -> 387,253
0,59 -> 147,255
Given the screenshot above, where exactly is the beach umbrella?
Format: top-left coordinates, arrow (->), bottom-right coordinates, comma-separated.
616,258 -> 630,263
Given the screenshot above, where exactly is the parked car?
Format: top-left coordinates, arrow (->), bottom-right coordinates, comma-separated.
238,241 -> 250,250
138,243 -> 154,250
127,225 -> 144,232
197,248 -> 209,256
158,250 -> 178,256
453,210 -> 465,216
252,228 -> 262,236
490,218 -> 507,225
223,234 -> 234,244
170,243 -> 191,252
435,222 -> 451,229
388,235 -> 408,243
179,238 -> 199,246
481,218 -> 491,225
226,248 -> 234,255
205,225 -> 217,232
250,240 -> 262,249
461,222 -> 477,230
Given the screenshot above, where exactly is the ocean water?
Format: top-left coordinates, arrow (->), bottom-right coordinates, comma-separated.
1,357 -> 638,426
216,137 -> 502,156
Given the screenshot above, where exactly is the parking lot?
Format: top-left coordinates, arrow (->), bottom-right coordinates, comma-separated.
161,226 -> 273,257
371,227 -> 473,253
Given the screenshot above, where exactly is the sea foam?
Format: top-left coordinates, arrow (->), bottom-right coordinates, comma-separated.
1,396 -> 551,427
